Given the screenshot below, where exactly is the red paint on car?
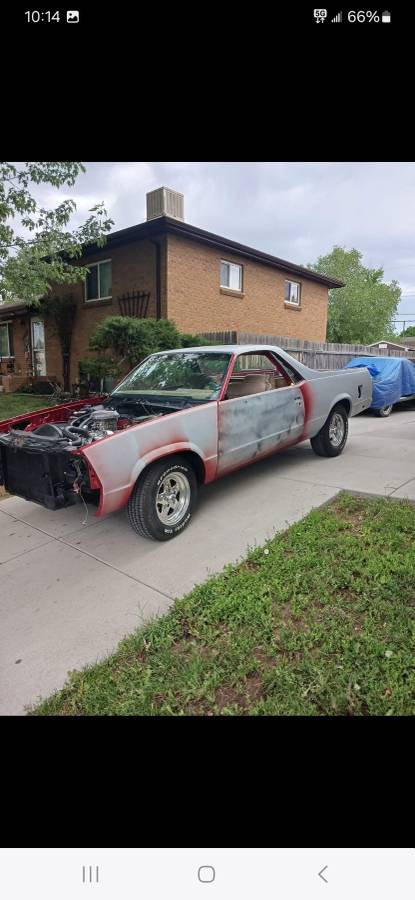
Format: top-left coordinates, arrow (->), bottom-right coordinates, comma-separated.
298,380 -> 314,439
0,396 -> 106,434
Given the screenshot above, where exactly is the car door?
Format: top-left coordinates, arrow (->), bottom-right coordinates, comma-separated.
217,351 -> 305,475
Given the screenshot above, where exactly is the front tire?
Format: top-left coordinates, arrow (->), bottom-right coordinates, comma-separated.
310,404 -> 349,457
375,404 -> 393,417
127,455 -> 198,541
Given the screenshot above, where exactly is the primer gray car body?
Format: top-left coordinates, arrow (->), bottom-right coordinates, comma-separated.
0,344 -> 372,523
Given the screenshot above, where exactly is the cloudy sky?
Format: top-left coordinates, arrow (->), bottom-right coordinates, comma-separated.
32,162 -> 415,329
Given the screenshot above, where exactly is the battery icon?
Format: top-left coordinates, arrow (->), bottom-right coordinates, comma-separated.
382,10 -> 391,22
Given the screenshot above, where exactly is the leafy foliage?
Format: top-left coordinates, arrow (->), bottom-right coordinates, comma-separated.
400,325 -> 415,337
308,246 -> 401,343
79,356 -> 120,379
180,332 -> 211,347
89,317 -> 183,368
0,162 -> 113,305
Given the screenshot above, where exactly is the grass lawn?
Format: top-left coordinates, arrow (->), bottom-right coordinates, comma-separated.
31,493 -> 415,716
0,394 -> 57,500
0,393 -> 55,421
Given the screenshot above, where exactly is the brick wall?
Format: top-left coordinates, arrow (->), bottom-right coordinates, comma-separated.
5,316 -> 31,378
166,235 -> 328,341
45,238 -> 162,385
0,313 -> 60,388
6,229 -> 329,388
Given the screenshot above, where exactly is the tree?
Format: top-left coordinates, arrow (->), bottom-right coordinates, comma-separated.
42,293 -> 78,393
0,162 -> 113,304
308,247 -> 401,344
89,317 -> 182,369
400,325 -> 415,337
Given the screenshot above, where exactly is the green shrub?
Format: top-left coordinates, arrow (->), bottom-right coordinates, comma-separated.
12,384 -> 33,394
180,332 -> 212,347
14,383 -> 55,396
79,356 -> 119,379
89,317 -> 181,367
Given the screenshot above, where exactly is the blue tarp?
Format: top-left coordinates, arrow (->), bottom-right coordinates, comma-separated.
345,356 -> 415,409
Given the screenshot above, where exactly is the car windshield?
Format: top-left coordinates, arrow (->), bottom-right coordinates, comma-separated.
113,352 -> 231,401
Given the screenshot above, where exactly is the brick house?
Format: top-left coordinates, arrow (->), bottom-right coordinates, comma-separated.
0,187 -> 342,391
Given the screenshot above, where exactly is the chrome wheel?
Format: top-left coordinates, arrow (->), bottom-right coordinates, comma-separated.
378,405 -> 393,417
329,412 -> 345,447
155,472 -> 191,526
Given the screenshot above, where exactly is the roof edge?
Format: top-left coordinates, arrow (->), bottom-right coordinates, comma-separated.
77,216 -> 344,289
163,218 -> 344,288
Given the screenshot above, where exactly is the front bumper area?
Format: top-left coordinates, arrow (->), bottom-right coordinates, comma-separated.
0,444 -> 81,510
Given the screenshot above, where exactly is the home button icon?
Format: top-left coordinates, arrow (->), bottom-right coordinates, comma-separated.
198,866 -> 215,883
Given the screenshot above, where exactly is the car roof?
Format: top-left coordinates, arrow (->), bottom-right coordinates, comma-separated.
155,344 -> 282,355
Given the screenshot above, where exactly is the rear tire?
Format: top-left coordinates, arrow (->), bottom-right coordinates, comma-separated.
375,404 -> 393,417
127,455 -> 198,541
310,404 -> 348,457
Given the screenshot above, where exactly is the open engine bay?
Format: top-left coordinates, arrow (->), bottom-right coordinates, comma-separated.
0,395 -> 177,510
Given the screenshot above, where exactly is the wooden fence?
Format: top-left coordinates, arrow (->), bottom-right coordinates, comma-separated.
200,331 -> 415,370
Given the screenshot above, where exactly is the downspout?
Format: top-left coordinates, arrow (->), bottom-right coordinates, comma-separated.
150,239 -> 161,320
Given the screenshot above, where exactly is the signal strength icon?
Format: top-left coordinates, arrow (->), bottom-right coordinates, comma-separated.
331,11 -> 342,21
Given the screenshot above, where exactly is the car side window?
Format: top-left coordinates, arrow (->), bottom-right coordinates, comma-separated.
274,356 -> 303,384
224,352 -> 290,400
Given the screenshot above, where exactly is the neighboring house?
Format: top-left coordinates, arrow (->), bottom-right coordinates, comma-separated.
368,340 -> 409,353
0,187 -> 342,390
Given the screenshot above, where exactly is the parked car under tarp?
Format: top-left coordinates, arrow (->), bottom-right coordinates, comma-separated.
346,355 -> 415,416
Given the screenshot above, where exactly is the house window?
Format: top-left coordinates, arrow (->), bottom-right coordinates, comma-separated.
285,280 -> 301,306
220,260 -> 243,292
85,260 -> 112,301
0,323 -> 11,357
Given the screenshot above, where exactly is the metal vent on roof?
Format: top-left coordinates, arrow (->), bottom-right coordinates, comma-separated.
146,187 -> 184,222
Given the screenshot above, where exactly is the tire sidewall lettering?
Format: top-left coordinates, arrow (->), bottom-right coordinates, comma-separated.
163,512 -> 191,535
157,463 -> 192,535
156,463 -> 188,489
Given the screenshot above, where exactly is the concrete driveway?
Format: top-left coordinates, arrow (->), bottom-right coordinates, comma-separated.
1,407 -> 415,715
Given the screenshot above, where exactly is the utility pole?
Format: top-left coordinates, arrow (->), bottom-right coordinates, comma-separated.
392,313 -> 415,335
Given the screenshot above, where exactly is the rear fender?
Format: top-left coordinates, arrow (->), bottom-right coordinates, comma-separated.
330,393 -> 352,415
307,390 -> 352,439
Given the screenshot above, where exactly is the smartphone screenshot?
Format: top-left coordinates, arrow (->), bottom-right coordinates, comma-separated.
1,849 -> 414,900
0,8 -> 413,721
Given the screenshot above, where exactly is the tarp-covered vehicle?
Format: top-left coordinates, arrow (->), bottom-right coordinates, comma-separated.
346,355 -> 415,417
0,344 -> 372,540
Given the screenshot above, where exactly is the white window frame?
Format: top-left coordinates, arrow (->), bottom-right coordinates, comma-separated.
31,317 -> 47,376
0,322 -> 11,357
84,259 -> 112,302
284,279 -> 301,306
220,259 -> 243,292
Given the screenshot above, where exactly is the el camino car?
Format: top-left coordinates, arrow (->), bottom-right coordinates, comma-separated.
0,345 -> 372,540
